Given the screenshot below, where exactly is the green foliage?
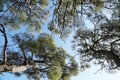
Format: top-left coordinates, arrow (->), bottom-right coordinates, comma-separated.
50,0 -> 106,37
1,0 -> 119,80
73,20 -> 120,70
0,0 -> 108,36
91,0 -> 104,11
0,0 -> 3,11
40,0 -> 49,8
19,9 -> 28,22
62,74 -> 71,80
32,34 -> 56,55
48,65 -> 62,80
100,20 -> 120,32
11,33 -> 78,80
0,0 -> 49,32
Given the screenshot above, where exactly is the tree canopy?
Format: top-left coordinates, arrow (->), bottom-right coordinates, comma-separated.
73,20 -> 120,71
0,0 -> 120,80
0,33 -> 78,80
0,0 -> 49,32
72,2 -> 120,71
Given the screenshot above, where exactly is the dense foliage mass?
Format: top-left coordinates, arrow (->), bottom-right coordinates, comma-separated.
0,33 -> 79,80
73,20 -> 120,70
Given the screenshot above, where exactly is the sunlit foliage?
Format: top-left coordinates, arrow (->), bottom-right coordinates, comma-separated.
0,0 -> 49,32
7,33 -> 78,80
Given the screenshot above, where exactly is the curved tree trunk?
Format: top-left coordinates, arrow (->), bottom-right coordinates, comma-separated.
0,24 -> 8,64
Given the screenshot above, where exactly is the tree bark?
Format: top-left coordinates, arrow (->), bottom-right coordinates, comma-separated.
0,24 -> 8,64
0,65 -> 29,72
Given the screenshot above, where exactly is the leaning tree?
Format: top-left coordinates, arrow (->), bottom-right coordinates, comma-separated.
0,33 -> 79,80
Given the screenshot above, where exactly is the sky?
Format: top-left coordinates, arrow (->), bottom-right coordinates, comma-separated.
53,31 -> 120,80
1,28 -> 120,80
0,1 -> 120,80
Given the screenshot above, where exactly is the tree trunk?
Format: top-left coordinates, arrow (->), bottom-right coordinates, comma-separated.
0,65 -> 29,72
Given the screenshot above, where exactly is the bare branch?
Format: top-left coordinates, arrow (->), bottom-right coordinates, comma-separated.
0,24 -> 8,64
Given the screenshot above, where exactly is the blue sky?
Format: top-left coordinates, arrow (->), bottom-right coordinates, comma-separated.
54,32 -> 120,80
1,28 -> 120,80
0,1 -> 120,80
